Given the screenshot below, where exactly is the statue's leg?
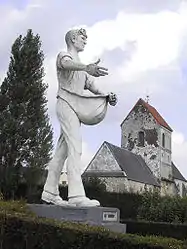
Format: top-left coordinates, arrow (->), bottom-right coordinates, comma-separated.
43,130 -> 68,196
41,99 -> 69,206
56,98 -> 100,207
56,98 -> 86,198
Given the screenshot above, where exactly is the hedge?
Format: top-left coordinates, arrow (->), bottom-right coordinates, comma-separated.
137,190 -> 187,223
85,190 -> 141,220
122,219 -> 187,241
0,201 -> 186,249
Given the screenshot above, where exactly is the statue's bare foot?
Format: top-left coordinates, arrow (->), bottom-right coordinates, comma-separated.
68,196 -> 100,207
41,191 -> 69,206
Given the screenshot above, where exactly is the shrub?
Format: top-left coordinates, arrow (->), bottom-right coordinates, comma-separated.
122,219 -> 187,241
137,190 -> 187,223
0,201 -> 186,249
0,191 -> 3,200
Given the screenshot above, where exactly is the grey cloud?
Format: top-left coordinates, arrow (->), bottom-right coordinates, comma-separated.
117,0 -> 181,13
71,0 -> 181,18
101,41 -> 137,69
1,0 -> 29,9
99,60 -> 186,125
178,33 -> 187,84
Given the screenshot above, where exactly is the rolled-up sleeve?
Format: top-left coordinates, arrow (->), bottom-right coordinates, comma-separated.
57,52 -> 73,69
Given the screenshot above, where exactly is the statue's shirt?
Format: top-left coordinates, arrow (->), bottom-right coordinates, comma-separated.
55,51 -> 108,125
56,51 -> 91,98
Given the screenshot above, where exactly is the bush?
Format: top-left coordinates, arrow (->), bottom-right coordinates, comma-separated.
83,177 -> 107,194
137,190 -> 187,223
90,191 -> 141,220
0,201 -> 186,249
0,192 -> 3,200
122,219 -> 187,241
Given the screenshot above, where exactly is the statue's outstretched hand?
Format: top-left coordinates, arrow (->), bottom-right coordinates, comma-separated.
108,92 -> 117,106
86,59 -> 108,77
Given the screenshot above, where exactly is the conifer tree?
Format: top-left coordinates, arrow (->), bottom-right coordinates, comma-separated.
0,29 -> 53,199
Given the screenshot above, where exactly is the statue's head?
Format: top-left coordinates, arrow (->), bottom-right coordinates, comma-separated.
65,28 -> 87,52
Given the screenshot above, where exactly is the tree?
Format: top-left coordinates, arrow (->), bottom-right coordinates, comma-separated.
0,29 -> 53,200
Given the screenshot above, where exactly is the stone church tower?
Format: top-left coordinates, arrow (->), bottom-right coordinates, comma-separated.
120,98 -> 173,181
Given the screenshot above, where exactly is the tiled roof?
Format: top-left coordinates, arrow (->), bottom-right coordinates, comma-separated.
172,162 -> 187,182
106,142 -> 160,186
121,98 -> 173,132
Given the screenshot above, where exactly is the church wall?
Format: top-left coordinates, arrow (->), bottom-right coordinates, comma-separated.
128,180 -> 158,193
98,177 -> 158,194
160,180 -> 176,196
121,104 -> 161,179
98,177 -> 129,193
174,179 -> 187,197
160,126 -> 172,180
86,143 -> 122,172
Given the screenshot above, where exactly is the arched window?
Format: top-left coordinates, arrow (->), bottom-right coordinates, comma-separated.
138,131 -> 145,147
162,133 -> 165,147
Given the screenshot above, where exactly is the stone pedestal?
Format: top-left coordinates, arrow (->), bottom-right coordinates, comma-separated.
28,204 -> 126,234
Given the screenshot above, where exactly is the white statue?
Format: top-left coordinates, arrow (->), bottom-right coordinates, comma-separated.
42,28 -> 117,207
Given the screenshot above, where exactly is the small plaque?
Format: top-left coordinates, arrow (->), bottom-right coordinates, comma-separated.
102,211 -> 118,222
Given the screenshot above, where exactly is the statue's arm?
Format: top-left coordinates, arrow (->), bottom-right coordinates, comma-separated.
57,53 -> 108,77
58,53 -> 87,71
85,74 -> 107,96
85,74 -> 118,105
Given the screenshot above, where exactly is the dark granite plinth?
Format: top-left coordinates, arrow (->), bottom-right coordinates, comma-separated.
28,204 -> 126,234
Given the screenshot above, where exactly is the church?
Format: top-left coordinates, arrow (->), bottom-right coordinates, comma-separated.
82,98 -> 187,197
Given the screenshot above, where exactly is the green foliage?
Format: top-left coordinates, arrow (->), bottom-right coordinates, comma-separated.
123,219 -> 187,241
95,191 -> 141,220
0,200 -> 35,217
83,177 -> 107,193
137,190 -> 187,223
0,29 -> 53,199
0,201 -> 186,249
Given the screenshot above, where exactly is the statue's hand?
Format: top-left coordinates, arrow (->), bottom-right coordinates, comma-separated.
86,59 -> 108,77
108,92 -> 117,106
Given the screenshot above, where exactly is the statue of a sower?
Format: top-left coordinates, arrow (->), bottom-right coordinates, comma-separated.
42,28 -> 117,207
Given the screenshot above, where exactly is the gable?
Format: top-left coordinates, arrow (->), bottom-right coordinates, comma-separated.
172,162 -> 187,182
121,98 -> 172,132
83,142 -> 123,174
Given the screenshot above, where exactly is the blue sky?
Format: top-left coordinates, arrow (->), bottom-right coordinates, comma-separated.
0,0 -> 187,176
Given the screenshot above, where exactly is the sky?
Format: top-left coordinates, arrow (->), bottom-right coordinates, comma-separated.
0,0 -> 187,177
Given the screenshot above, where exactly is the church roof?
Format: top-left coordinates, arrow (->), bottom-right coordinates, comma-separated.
84,141 -> 160,187
121,98 -> 173,132
172,162 -> 187,182
106,142 -> 160,186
